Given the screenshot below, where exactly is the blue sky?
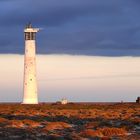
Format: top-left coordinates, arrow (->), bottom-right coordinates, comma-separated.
0,0 -> 140,56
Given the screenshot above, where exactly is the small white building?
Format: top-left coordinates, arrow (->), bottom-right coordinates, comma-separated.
61,99 -> 68,105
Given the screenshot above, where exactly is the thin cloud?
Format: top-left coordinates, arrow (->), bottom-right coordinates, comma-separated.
39,74 -> 140,82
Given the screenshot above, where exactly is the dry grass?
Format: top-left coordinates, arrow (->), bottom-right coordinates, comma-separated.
80,129 -> 103,137
43,122 -> 72,131
7,119 -> 41,128
98,127 -> 127,136
80,127 -> 127,138
0,103 -> 139,139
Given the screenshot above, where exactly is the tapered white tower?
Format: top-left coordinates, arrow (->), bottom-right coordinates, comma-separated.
23,23 -> 39,104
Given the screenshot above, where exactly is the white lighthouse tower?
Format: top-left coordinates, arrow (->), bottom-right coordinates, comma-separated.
23,23 -> 39,104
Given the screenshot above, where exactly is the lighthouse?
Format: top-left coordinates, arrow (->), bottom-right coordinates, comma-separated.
23,23 -> 39,104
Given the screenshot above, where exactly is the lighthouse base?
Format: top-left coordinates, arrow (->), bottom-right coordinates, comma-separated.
22,98 -> 38,104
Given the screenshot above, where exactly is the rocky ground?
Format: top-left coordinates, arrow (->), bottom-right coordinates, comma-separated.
0,103 -> 139,140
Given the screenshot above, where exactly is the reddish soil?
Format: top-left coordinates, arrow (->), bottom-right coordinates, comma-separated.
0,103 -> 139,140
